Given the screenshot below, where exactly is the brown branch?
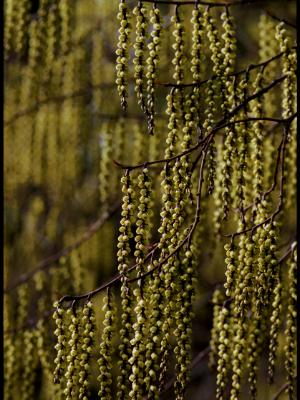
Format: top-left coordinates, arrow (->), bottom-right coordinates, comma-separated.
6,239 -> 296,335
141,0 -> 259,7
114,114 -> 294,172
128,136 -> 211,283
58,139 -> 211,304
213,239 -> 297,307
4,202 -> 120,293
41,75 -> 288,306
158,47 -> 296,88
264,9 -> 296,29
113,138 -> 207,170
5,50 -> 294,127
223,121 -> 291,238
272,376 -> 297,400
159,346 -> 211,395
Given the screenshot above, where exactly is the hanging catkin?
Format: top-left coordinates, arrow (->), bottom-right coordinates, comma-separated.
133,2 -> 149,117
117,172 -> 134,399
146,4 -> 162,135
98,291 -> 115,399
116,0 -> 131,110
284,248 -> 297,399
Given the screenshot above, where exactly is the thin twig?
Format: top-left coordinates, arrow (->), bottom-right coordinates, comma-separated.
158,47 -> 296,88
160,346 -> 211,394
264,9 -> 296,29
4,202 -> 120,293
141,0 -> 259,7
272,376 -> 297,400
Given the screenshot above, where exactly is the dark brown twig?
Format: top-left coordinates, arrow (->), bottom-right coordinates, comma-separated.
140,0 -> 258,7
160,346 -> 211,394
271,376 -> 297,400
4,202 -> 120,293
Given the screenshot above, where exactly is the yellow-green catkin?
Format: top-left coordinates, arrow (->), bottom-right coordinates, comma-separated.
251,71 -> 264,213
247,313 -> 261,400
224,239 -> 237,298
209,288 -> 224,368
191,4 -> 205,86
78,301 -> 96,399
129,285 -> 147,400
4,277 -> 14,400
234,75 -> 250,214
133,2 -> 149,116
146,4 -> 162,135
70,249 -> 84,294
229,230 -> 255,400
133,122 -> 147,165
171,6 -> 185,118
59,0 -> 73,55
143,92 -> 179,396
255,220 -> 279,316
98,290 -> 115,399
218,10 -> 237,221
268,275 -> 282,383
64,307 -> 81,399
201,9 -> 226,233
4,331 -> 15,400
45,2 -> 61,81
174,247 -> 196,400
53,302 -> 67,386
190,4 -> 205,135
134,167 -> 153,272
117,172 -> 134,399
99,122 -> 114,211
34,271 -> 53,386
21,328 -> 39,400
4,0 -> 16,59
116,0 -> 131,110
216,305 -> 231,399
172,7 -> 185,85
15,0 -> 30,55
128,168 -> 153,399
258,14 -> 278,188
156,92 -> 188,388
12,284 -> 29,390
204,80 -> 217,196
276,22 -> 297,211
284,247 -> 297,399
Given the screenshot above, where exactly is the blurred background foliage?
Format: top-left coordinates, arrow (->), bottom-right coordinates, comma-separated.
4,0 -> 296,399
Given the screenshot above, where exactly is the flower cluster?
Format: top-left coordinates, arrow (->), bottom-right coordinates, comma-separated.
146,5 -> 162,135
98,292 -> 115,399
116,0 -> 131,110
133,2 -> 149,116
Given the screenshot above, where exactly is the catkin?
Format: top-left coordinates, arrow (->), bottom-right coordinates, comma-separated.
116,0 -> 131,110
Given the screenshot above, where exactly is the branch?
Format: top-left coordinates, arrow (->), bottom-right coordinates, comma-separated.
47,75 -> 288,306
113,135 -> 207,170
4,83 -> 116,126
264,9 -> 296,29
6,239 -> 296,335
160,346 -> 211,395
128,136 -> 211,283
141,0 -> 259,7
4,202 -> 120,293
223,122 -> 288,238
158,47 -> 296,88
272,376 -> 297,400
